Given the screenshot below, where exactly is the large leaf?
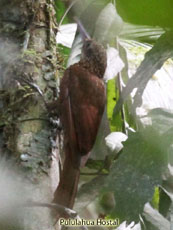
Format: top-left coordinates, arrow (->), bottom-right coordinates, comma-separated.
117,221 -> 141,230
93,3 -> 124,43
114,31 -> 173,117
148,108 -> 173,135
104,46 -> 125,81
116,0 -> 173,28
143,203 -> 170,230
120,23 -> 164,44
66,34 -> 83,67
80,0 -> 109,36
56,23 -> 77,48
104,127 -> 168,221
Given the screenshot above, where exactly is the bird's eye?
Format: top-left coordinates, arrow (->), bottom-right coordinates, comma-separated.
86,42 -> 90,47
82,40 -> 93,57
85,40 -> 91,49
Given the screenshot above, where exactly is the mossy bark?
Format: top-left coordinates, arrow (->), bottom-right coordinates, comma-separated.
0,0 -> 60,229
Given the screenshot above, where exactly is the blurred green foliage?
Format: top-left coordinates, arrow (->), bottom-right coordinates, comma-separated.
57,44 -> 71,68
55,0 -> 69,24
86,159 -> 105,171
116,0 -> 173,28
104,127 -> 168,221
107,79 -> 123,131
151,187 -> 160,210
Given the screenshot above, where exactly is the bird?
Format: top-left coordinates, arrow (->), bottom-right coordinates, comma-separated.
53,36 -> 107,211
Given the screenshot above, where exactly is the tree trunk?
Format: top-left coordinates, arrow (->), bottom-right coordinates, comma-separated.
0,0 -> 60,229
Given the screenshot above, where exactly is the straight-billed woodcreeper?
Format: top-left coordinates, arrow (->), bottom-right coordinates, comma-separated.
53,38 -> 107,210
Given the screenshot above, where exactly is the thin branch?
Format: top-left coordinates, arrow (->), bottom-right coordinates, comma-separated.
17,77 -> 44,98
80,172 -> 108,176
23,200 -> 88,230
24,200 -> 76,217
15,77 -> 48,109
18,117 -> 49,123
58,0 -> 78,27
0,117 -> 49,128
22,30 -> 30,51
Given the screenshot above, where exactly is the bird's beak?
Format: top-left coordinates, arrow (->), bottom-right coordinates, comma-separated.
74,17 -> 91,41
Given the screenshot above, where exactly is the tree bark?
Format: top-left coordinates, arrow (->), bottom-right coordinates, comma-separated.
0,0 -> 60,229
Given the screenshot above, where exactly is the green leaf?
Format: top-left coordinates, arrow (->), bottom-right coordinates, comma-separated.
107,79 -> 122,131
55,0 -> 69,24
116,0 -> 173,29
104,127 -> 168,221
93,3 -> 124,43
151,187 -> 160,210
148,108 -> 173,135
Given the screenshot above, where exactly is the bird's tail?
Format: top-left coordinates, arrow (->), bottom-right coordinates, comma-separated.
53,151 -> 80,209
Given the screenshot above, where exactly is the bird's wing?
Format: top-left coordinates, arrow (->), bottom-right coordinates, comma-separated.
69,64 -> 106,156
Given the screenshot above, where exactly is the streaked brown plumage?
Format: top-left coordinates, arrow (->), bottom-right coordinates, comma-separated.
53,39 -> 107,210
